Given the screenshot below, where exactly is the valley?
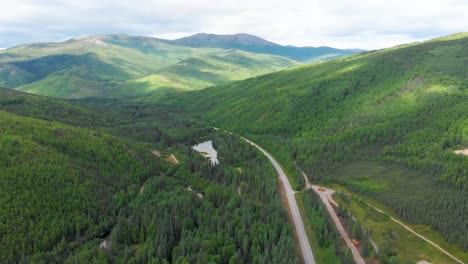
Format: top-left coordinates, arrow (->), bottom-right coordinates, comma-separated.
0,30 -> 466,264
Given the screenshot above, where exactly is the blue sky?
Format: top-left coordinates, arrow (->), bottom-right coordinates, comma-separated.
1,0 -> 467,50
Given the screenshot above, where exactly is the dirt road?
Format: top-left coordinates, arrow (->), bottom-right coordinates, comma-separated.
303,172 -> 465,264
362,199 -> 465,264
303,173 -> 366,264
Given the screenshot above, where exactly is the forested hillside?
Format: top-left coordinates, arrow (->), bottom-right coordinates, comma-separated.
0,111 -> 161,262
170,33 -> 468,250
0,90 -> 303,263
0,88 -> 119,127
73,133 -> 301,263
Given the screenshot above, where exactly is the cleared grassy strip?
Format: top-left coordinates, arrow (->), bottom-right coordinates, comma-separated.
332,191 -> 465,263
322,160 -> 468,262
329,183 -> 468,263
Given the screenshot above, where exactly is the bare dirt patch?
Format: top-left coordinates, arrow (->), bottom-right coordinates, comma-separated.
186,186 -> 204,199
151,150 -> 161,157
454,149 -> 468,156
166,154 -> 179,164
152,150 -> 179,164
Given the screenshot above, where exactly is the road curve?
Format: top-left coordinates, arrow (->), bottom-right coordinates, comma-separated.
241,137 -> 316,264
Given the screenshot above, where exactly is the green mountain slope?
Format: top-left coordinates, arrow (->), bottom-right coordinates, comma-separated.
0,88 -> 119,127
0,110 -> 160,262
0,34 -> 300,99
116,49 -> 299,99
0,89 -> 301,263
171,33 -> 361,62
170,33 -> 468,252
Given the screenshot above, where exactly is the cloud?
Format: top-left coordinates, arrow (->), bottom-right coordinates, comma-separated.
0,0 -> 467,49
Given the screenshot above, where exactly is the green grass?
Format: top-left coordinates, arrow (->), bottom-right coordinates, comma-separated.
325,161 -> 468,262
333,192 -> 465,263
330,182 -> 468,263
111,50 -> 300,101
15,75 -> 105,98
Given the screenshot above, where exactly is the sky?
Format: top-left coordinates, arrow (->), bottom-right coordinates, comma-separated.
0,0 -> 467,50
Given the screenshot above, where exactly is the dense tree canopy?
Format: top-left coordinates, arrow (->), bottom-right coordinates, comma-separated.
171,33 -> 468,249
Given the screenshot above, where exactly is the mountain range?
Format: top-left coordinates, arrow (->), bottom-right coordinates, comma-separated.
0,33 -> 359,99
170,33 -> 361,62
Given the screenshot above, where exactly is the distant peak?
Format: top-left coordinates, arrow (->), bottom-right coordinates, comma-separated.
191,33 -> 258,38
174,33 -> 279,47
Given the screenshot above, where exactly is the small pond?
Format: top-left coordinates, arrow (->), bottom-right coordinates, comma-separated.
192,140 -> 219,165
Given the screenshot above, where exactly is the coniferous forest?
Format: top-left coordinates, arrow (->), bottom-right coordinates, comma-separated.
0,21 -> 467,264
0,92 -> 302,263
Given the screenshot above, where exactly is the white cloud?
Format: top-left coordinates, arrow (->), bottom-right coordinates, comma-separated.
0,0 -> 467,49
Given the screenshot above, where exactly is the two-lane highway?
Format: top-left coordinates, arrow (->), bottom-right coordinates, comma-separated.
241,137 -> 316,264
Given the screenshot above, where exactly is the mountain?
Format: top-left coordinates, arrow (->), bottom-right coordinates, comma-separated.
169,33 -> 468,258
171,33 -> 362,62
171,33 -> 278,47
0,34 -> 300,99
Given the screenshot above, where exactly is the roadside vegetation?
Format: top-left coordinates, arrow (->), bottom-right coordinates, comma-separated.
296,190 -> 352,263
172,33 -> 468,250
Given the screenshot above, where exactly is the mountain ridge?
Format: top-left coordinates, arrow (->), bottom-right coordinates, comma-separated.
171,32 -> 362,62
173,33 -> 279,47
0,33 -> 308,99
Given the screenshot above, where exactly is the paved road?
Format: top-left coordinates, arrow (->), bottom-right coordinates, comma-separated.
241,137 -> 316,264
